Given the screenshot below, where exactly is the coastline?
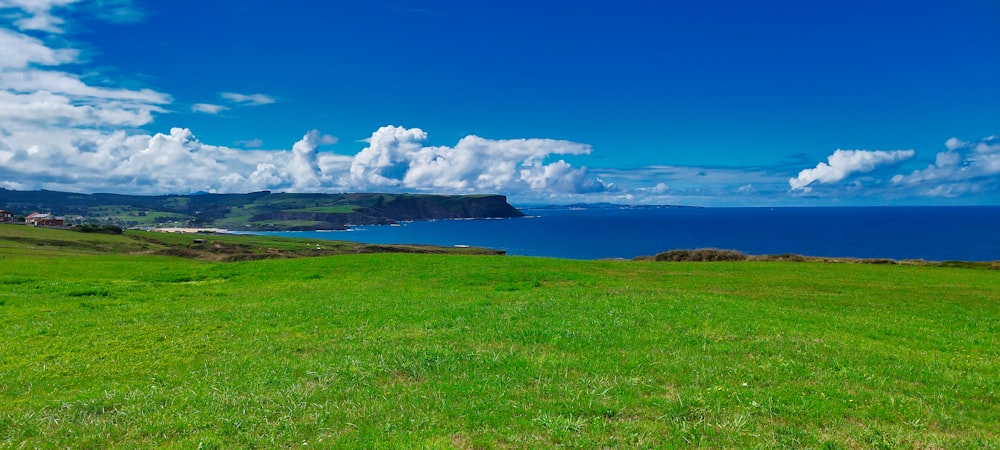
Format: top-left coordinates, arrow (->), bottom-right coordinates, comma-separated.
236,206 -> 1000,262
152,227 -> 230,234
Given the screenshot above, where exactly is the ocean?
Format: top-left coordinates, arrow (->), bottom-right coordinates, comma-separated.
246,206 -> 1000,261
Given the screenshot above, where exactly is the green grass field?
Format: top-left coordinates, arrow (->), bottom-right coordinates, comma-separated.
1,226 -> 998,448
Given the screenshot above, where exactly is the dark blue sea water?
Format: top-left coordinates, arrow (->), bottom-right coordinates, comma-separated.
247,206 -> 1000,261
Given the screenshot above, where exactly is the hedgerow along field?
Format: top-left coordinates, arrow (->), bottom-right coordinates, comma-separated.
1,227 -> 998,447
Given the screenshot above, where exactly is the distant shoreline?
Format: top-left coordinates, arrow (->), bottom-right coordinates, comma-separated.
241,206 -> 1000,262
152,227 -> 229,234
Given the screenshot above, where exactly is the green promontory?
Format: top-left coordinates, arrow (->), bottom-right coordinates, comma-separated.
0,189 -> 524,231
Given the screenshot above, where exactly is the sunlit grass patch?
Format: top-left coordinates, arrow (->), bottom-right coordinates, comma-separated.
0,242 -> 997,447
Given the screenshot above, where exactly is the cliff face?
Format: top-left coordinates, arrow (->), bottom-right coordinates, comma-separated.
370,194 -> 523,221
247,194 -> 524,230
0,189 -> 524,230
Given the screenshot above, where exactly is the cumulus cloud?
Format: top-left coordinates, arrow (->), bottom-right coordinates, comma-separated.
288,130 -> 323,190
221,92 -> 276,106
891,136 -> 1000,197
0,0 -> 603,198
347,126 -> 605,194
0,1 -> 319,196
0,125 -> 354,194
789,149 -> 915,191
0,120 -> 601,195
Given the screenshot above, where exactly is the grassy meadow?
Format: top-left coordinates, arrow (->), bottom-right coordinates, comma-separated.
1,226 -> 998,448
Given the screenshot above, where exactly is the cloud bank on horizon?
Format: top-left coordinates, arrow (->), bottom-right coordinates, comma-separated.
0,1 -> 997,205
0,1 -> 606,198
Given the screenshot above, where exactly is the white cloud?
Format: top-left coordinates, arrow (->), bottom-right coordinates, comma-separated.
0,91 -> 151,128
346,126 -> 604,194
0,5 -> 170,136
192,91 -> 277,115
0,0 -> 79,32
891,136 -> 1000,197
0,28 -> 77,67
0,121 -> 607,196
944,137 -> 964,151
0,0 -> 599,199
6,0 -> 990,206
87,0 -> 144,24
0,125 -> 350,194
192,103 -> 226,114
1,70 -> 168,103
601,165 -> 785,192
288,130 -> 323,190
348,126 -> 425,187
220,92 -> 276,106
789,149 -> 915,191
641,182 -> 669,194
236,138 -> 264,148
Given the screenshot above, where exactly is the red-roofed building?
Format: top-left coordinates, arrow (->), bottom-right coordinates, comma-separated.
0,210 -> 14,223
25,212 -> 65,227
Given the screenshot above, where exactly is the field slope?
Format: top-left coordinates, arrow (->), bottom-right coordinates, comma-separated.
0,224 -> 504,260
0,232 -> 998,447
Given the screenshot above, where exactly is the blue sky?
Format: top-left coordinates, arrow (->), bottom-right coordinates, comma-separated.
1,0 -> 998,205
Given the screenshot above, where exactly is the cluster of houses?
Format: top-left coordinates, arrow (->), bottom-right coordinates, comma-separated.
0,210 -> 66,227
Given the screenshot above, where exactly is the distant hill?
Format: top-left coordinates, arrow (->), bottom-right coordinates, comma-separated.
0,189 -> 524,231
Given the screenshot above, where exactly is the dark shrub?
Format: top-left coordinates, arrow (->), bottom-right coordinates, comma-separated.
861,258 -> 897,265
72,224 -> 124,235
654,249 -> 748,262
